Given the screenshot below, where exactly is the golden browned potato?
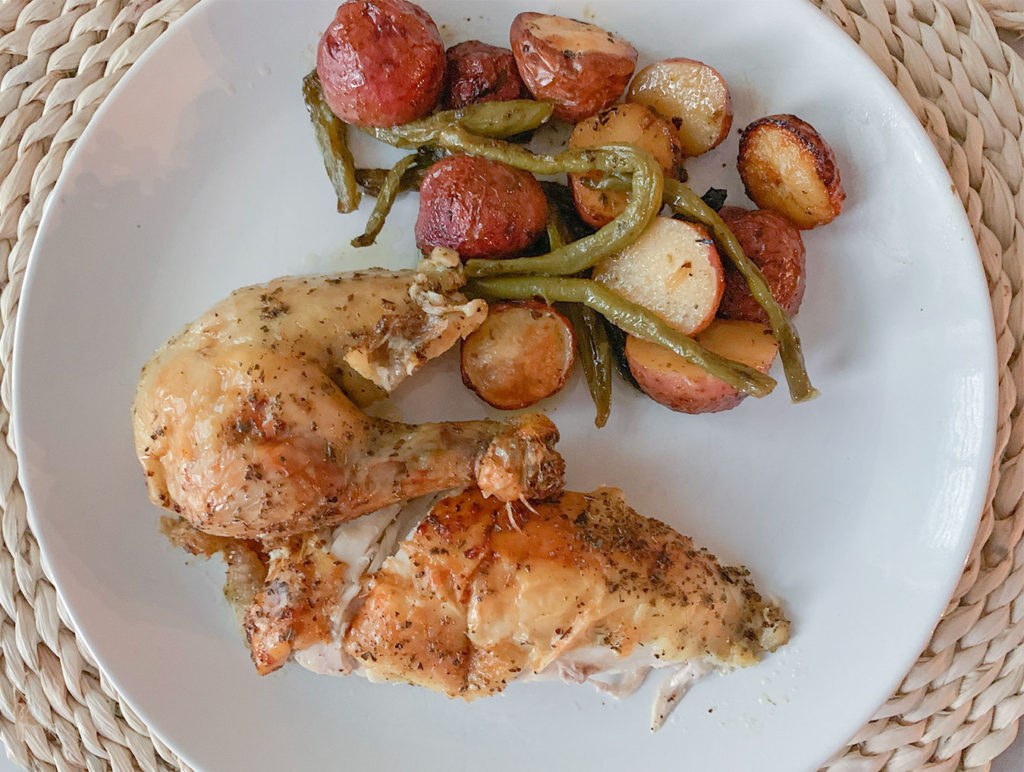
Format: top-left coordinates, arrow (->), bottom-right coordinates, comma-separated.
415,154 -> 548,259
627,58 -> 733,157
316,0 -> 445,127
461,301 -> 576,410
441,40 -> 527,109
738,114 -> 845,229
717,206 -> 806,322
626,320 -> 779,414
594,216 -> 723,336
568,103 -> 683,227
510,12 -> 637,122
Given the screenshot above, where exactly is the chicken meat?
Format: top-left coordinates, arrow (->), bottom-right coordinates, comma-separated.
133,251 -> 565,539
219,486 -> 788,728
344,488 -> 789,715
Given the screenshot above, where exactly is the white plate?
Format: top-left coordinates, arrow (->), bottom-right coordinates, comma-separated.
12,1 -> 996,770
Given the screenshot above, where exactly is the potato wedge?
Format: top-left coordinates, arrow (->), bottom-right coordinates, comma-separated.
461,301 -> 576,410
627,58 -> 733,157
568,103 -> 683,227
738,114 -> 845,229
510,12 -> 637,122
717,206 -> 806,322
626,320 -> 778,413
593,216 -> 723,336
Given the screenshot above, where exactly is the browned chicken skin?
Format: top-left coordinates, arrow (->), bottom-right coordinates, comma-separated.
345,488 -> 788,699
133,254 -> 564,539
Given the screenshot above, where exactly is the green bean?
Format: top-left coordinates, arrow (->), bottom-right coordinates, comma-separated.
565,303 -> 613,427
302,71 -> 360,213
544,206 -> 613,427
366,100 -> 554,148
355,148 -> 444,196
351,153 -> 418,248
468,277 -> 776,399
364,110 -> 665,276
603,319 -> 643,393
456,100 -> 554,138
355,165 -> 428,197
662,178 -> 817,403
582,173 -> 818,402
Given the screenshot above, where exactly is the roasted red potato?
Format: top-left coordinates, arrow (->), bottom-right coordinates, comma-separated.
594,217 -> 724,336
738,114 -> 845,229
626,320 -> 779,414
415,154 -> 548,259
461,301 -> 576,409
568,103 -> 683,227
628,58 -> 733,157
317,0 -> 445,127
717,206 -> 806,322
510,12 -> 637,122
441,40 -> 527,109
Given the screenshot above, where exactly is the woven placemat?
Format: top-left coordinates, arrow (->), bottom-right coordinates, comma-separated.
0,0 -> 1021,770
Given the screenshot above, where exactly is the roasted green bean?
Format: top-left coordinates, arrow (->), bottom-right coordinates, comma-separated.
581,173 -> 817,402
565,303 -> 613,427
367,115 -> 664,277
355,165 -> 427,197
544,206 -> 613,427
351,153 -> 418,248
662,178 -> 817,402
366,100 -> 554,148
355,147 -> 444,196
468,276 -> 776,399
302,71 -> 361,213
456,100 -> 554,138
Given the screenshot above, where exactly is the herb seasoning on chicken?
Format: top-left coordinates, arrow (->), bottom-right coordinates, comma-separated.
133,252 -> 565,539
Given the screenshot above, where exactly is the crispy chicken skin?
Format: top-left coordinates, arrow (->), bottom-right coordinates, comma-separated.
344,487 -> 789,698
133,254 -> 565,539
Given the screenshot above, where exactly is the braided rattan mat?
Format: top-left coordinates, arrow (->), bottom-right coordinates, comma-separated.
0,0 -> 1021,770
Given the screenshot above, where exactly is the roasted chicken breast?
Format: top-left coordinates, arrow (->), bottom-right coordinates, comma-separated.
344,488 -> 788,704
167,486 -> 788,728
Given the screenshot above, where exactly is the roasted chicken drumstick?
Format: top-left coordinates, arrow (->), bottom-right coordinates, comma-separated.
133,253 -> 564,539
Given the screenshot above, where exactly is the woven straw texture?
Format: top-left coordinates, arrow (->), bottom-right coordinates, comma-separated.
0,0 -> 1020,770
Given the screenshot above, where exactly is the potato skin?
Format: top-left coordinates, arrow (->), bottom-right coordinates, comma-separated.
441,41 -> 527,109
316,0 -> 445,127
738,114 -> 845,228
717,207 -> 806,322
415,154 -> 548,259
461,301 -> 576,410
569,103 -> 683,227
627,58 -> 733,157
626,321 -> 778,414
510,12 -> 637,122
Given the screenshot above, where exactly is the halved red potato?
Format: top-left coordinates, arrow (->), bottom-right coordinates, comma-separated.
593,217 -> 724,336
441,40 -> 527,109
415,154 -> 548,259
626,320 -> 779,413
627,58 -> 733,157
317,0 -> 445,127
510,12 -> 637,122
738,114 -> 845,229
717,206 -> 806,322
461,301 -> 576,410
568,103 -> 683,227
